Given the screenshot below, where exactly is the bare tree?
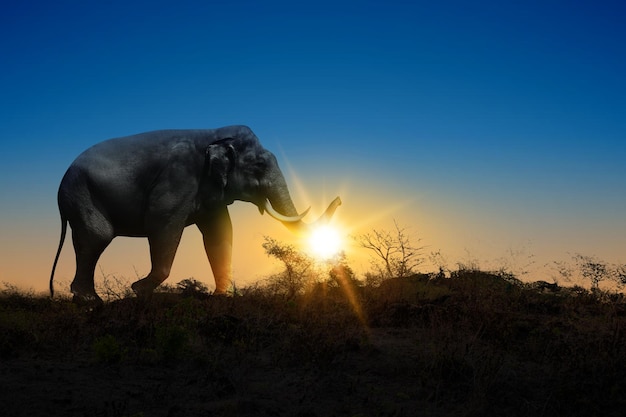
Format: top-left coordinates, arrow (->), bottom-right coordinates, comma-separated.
572,254 -> 626,291
574,254 -> 611,290
355,220 -> 426,282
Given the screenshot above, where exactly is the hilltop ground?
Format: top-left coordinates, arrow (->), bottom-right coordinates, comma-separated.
2,271 -> 626,417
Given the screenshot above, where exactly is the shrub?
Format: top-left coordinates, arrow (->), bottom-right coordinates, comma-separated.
92,334 -> 124,364
262,236 -> 315,297
155,324 -> 189,360
176,278 -> 210,298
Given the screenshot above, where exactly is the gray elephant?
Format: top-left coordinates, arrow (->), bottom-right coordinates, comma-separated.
49,125 -> 341,302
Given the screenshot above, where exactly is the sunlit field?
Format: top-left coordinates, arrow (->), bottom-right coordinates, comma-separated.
3,261 -> 626,416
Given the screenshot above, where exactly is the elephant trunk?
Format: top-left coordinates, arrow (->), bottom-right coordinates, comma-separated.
264,171 -> 341,234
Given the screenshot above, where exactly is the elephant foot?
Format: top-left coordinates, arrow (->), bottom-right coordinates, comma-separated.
71,292 -> 103,306
70,282 -> 103,306
131,278 -> 159,300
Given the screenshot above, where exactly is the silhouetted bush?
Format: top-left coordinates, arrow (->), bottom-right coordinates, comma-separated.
176,278 -> 210,299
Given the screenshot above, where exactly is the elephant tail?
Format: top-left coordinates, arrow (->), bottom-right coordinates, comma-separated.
49,216 -> 68,298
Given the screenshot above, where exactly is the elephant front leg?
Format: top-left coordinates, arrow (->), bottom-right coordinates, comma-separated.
197,207 -> 233,295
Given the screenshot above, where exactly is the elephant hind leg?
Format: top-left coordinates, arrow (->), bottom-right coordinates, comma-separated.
131,226 -> 184,298
70,225 -> 113,304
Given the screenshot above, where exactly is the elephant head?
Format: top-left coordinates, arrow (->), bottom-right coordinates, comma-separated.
203,135 -> 341,233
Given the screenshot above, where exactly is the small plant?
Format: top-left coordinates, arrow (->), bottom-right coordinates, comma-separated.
92,334 -> 124,364
429,250 -> 450,278
176,278 -> 210,298
155,324 -> 189,360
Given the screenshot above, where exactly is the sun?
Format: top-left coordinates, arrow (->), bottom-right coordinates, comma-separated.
308,225 -> 343,260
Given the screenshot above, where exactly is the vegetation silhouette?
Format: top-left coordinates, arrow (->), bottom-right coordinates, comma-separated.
4,264 -> 626,415
355,220 -> 426,286
3,224 -> 626,416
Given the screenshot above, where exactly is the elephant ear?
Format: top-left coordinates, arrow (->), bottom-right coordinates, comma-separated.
204,141 -> 237,201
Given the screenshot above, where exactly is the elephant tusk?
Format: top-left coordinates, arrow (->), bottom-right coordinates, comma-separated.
263,197 -> 342,236
313,197 -> 342,226
264,199 -> 311,223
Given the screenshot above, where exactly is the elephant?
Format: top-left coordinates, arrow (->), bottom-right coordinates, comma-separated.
49,125 -> 341,303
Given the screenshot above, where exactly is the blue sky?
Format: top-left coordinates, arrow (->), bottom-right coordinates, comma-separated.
1,0 -> 625,291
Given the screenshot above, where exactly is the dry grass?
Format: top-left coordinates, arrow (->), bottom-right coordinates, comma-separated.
2,270 -> 626,416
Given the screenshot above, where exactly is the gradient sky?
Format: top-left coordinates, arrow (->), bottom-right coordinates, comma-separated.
1,0 -> 625,293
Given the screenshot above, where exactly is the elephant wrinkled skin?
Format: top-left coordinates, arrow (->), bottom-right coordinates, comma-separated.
49,125 -> 341,303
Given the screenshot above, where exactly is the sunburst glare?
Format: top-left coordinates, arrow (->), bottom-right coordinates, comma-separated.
308,225 -> 343,260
